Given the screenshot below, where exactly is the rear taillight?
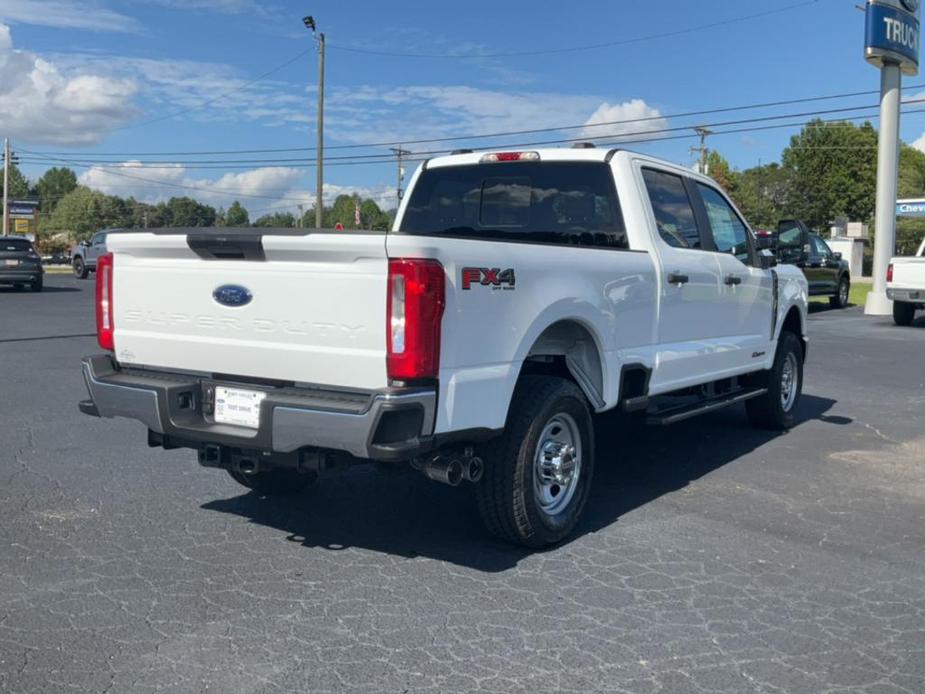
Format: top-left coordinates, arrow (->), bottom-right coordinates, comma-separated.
387,259 -> 445,381
96,253 -> 114,351
887,263 -> 894,283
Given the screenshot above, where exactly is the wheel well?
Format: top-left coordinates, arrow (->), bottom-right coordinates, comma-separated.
781,307 -> 806,358
522,321 -> 605,409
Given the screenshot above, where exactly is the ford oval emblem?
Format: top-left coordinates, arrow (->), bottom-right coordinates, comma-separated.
213,284 -> 253,307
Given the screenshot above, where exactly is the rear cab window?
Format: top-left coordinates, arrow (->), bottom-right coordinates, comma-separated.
398,161 -> 627,249
641,168 -> 703,250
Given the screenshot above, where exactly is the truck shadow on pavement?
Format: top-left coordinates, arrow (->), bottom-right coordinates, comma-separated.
201,394 -> 841,572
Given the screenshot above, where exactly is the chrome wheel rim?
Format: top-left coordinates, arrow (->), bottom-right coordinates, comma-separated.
780,352 -> 799,412
533,413 -> 582,516
840,281 -> 849,305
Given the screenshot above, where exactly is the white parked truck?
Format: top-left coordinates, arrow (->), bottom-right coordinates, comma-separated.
887,237 -> 925,326
79,148 -> 809,547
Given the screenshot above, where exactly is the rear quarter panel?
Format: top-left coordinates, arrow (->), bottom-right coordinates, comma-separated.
386,233 -> 658,434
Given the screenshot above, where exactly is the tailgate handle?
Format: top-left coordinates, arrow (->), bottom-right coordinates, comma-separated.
187,233 -> 265,261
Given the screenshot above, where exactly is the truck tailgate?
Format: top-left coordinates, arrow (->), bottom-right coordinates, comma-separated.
890,257 -> 925,288
108,231 -> 389,390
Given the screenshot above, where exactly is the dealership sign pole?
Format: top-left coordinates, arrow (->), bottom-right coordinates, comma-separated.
865,0 -> 921,315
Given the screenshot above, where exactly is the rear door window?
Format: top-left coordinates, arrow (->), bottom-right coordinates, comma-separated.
641,168 -> 703,250
696,183 -> 751,263
399,162 -> 627,249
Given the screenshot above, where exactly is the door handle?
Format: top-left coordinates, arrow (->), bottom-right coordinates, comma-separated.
667,272 -> 689,285
724,274 -> 742,286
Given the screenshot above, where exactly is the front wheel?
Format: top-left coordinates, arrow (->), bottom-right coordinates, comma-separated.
31,276 -> 43,293
830,276 -> 849,308
893,301 -> 916,326
746,331 -> 803,430
476,376 -> 594,548
227,468 -> 316,496
73,257 -> 88,279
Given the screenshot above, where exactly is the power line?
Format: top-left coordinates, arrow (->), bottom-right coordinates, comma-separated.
327,0 -> 821,59
21,98 -> 925,169
28,82 -> 920,159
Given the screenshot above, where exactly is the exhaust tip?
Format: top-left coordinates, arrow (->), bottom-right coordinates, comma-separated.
464,457 -> 484,484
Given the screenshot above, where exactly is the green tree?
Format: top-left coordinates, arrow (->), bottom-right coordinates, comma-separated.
43,186 -> 130,240
325,194 -> 361,228
160,197 -> 216,227
225,200 -> 249,227
782,120 -> 878,229
732,162 -> 790,230
360,198 -> 392,230
35,167 -> 77,215
2,162 -> 30,200
705,151 -> 738,195
254,212 -> 296,227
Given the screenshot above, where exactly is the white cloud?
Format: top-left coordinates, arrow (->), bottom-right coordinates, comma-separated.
0,1 -> 139,33
912,132 -> 925,153
578,99 -> 668,142
0,24 -> 138,145
76,160 -> 395,214
134,0 -> 265,14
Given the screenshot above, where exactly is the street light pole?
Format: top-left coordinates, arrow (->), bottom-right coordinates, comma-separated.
3,138 -> 9,236
304,16 -> 325,229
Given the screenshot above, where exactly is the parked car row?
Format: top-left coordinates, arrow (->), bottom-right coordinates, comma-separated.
756,220 -> 852,309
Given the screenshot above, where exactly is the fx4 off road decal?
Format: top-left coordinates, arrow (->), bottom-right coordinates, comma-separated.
461,267 -> 516,291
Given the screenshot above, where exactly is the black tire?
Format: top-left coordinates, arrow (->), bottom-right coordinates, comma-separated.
829,276 -> 849,308
227,468 -> 316,496
475,376 -> 594,548
746,331 -> 803,430
73,257 -> 88,279
893,301 -> 916,326
31,276 -> 43,293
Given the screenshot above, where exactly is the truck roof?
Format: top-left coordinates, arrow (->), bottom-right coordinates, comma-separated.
423,146 -> 689,173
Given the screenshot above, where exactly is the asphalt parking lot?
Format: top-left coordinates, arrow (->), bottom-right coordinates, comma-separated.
1,275 -> 923,694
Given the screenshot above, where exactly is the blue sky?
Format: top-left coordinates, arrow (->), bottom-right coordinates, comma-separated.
0,0 -> 920,216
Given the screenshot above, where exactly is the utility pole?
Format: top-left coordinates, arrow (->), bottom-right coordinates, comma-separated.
297,204 -> 304,228
2,138 -> 9,236
390,146 -> 412,206
689,127 -> 712,175
304,16 -> 325,229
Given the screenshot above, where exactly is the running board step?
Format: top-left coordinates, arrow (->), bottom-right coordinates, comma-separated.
646,388 -> 767,426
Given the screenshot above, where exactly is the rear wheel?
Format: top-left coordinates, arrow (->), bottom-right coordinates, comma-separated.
830,276 -> 849,308
746,331 -> 803,430
893,300 -> 916,326
227,468 -> 316,496
73,257 -> 88,279
476,376 -> 594,548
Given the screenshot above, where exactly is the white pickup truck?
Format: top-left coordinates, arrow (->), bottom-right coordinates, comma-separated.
79,147 -> 808,547
887,237 -> 925,326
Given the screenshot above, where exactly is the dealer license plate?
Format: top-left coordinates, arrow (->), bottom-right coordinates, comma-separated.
214,386 -> 266,429
4,259 -> 18,266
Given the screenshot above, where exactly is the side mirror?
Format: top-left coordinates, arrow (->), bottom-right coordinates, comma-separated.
833,252 -> 842,261
755,234 -> 775,251
758,249 -> 777,269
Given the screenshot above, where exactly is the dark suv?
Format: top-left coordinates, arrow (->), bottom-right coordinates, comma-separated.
776,220 -> 851,308
0,237 -> 43,292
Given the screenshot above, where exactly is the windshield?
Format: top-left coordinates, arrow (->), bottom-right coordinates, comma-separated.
399,162 -> 627,249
